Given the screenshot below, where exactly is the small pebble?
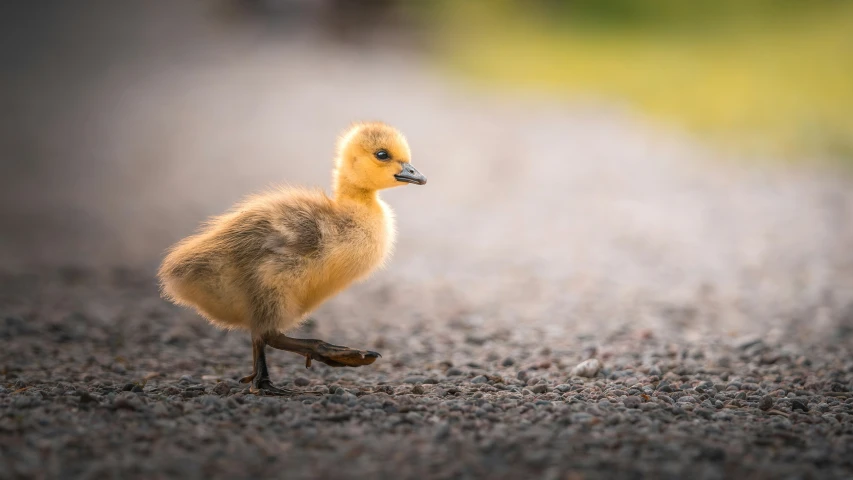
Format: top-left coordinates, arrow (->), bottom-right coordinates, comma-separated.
791,399 -> 809,412
530,384 -> 548,394
213,382 -> 231,396
570,359 -> 602,378
293,377 -> 311,387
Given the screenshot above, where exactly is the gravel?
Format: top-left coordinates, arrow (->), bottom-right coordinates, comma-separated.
1,270 -> 852,480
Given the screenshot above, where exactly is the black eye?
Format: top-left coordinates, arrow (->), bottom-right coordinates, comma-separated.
374,150 -> 390,161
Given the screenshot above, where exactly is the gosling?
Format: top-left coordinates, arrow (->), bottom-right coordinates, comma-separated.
158,122 -> 426,395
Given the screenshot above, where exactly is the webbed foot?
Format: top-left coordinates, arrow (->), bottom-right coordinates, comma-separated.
305,343 -> 381,368
249,377 -> 315,396
265,334 -> 381,368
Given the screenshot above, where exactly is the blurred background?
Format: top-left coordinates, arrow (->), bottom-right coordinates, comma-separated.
1,0 -> 852,342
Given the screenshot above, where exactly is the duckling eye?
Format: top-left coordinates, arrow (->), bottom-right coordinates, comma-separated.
374,150 -> 390,161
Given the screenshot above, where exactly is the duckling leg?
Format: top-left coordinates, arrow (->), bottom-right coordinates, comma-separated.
245,335 -> 301,396
264,333 -> 381,368
238,340 -> 259,384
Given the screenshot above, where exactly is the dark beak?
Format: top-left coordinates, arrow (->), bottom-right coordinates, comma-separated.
394,163 -> 427,185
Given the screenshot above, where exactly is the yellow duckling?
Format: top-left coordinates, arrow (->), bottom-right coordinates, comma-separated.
157,122 -> 426,395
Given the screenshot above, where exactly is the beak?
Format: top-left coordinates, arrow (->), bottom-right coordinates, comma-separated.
394,163 -> 427,185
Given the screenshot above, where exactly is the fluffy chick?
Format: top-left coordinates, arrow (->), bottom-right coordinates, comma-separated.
158,122 -> 426,395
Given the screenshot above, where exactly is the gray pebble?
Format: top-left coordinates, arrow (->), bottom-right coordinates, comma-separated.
293,377 -> 311,387
212,382 -> 231,396
530,384 -> 548,394
791,399 -> 809,412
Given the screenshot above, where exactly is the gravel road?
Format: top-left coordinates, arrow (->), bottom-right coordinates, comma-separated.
2,3 -> 853,479
2,267 -> 852,480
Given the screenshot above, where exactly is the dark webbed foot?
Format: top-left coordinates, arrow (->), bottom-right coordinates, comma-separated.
243,335 -> 320,396
265,334 -> 381,368
249,377 -> 301,396
305,342 -> 382,368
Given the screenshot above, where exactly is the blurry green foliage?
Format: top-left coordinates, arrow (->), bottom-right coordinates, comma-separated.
522,0 -> 843,29
426,0 -> 853,163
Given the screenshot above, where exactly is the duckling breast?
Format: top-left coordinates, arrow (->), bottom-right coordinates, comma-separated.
295,203 -> 394,314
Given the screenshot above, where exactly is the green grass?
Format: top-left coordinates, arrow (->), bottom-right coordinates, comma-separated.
428,1 -> 853,163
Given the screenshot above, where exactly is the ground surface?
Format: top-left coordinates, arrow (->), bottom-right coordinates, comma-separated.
2,3 -> 853,480
2,269 -> 853,480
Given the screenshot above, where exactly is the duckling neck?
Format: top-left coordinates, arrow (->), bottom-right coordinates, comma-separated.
333,183 -> 381,208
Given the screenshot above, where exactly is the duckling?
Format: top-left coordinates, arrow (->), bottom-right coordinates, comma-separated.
157,122 -> 426,395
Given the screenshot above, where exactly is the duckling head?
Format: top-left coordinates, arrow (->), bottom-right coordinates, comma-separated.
333,122 -> 427,194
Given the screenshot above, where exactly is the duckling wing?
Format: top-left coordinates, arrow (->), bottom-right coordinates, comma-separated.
263,205 -> 324,259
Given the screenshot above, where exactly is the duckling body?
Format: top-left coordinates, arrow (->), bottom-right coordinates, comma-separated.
160,187 -> 394,333
157,122 -> 426,395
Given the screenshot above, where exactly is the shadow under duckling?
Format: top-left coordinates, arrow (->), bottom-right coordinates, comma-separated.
157,122 -> 426,395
